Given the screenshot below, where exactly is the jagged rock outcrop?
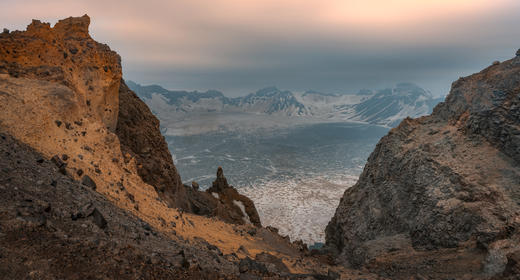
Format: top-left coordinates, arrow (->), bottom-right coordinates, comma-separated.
176,167 -> 261,227
0,15 -> 261,222
326,51 -> 520,278
0,14 -> 195,211
206,167 -> 261,227
0,15 -> 121,130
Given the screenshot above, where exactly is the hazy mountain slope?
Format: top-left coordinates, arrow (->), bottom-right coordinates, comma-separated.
128,81 -> 442,133
350,83 -> 439,126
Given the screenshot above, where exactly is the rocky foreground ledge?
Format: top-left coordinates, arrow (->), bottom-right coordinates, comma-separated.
326,51 -> 520,279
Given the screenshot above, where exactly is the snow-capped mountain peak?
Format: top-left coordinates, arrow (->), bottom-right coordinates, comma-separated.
127,81 -> 444,130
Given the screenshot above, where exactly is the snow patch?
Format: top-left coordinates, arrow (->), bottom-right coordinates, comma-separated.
232,200 -> 251,224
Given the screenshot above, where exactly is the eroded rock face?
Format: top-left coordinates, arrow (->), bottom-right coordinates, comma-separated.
0,16 -> 139,217
116,80 -> 185,207
0,133 -> 239,279
326,52 -> 520,277
0,15 -> 189,212
0,15 -> 121,130
0,15 -> 261,227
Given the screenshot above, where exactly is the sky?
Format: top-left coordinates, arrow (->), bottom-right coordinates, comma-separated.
1,0 -> 519,97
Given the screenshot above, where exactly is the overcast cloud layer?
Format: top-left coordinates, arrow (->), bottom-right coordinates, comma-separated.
1,0 -> 519,96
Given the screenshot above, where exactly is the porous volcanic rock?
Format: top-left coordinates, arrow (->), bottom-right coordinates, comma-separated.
326,52 -> 520,278
0,15 -> 121,130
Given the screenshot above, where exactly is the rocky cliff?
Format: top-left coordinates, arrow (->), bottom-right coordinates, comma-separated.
326,52 -> 520,279
116,80 -> 185,207
0,15 -> 261,227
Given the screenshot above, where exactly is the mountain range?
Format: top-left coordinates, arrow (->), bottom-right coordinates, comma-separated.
127,81 -> 444,128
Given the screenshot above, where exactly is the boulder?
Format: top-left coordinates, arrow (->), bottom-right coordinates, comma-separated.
91,208 -> 107,229
81,175 -> 96,190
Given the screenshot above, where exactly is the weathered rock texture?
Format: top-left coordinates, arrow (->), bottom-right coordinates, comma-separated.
0,15 -> 262,226
0,14 -> 194,209
0,15 -> 121,130
0,133 -> 235,279
206,167 -> 262,226
0,15 -> 151,214
116,80 -> 185,207
326,52 -> 520,278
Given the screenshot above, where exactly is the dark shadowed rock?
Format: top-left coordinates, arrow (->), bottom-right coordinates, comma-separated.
503,250 -> 520,277
51,155 -> 65,168
116,80 -> 188,210
91,208 -> 107,229
81,175 -> 96,190
239,257 -> 268,275
255,252 -> 290,274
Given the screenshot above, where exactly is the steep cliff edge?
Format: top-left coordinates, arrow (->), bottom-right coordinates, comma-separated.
116,79 -> 185,207
326,52 -> 520,278
0,15 -> 260,226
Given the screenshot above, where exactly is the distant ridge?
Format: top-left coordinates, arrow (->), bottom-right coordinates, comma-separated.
128,81 -> 444,128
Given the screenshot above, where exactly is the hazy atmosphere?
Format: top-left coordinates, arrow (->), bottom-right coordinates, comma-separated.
2,0 -> 520,96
